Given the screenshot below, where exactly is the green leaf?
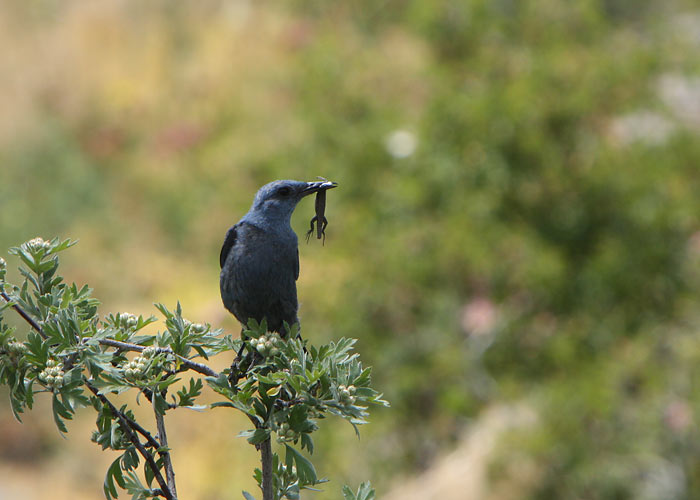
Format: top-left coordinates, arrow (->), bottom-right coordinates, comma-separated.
48,237 -> 78,255
154,373 -> 181,391
245,428 -> 270,445
288,404 -> 307,430
52,393 -> 72,435
266,385 -> 282,397
210,401 -> 236,409
300,433 -> 314,454
342,482 -> 375,500
103,456 -> 125,499
153,392 -> 169,416
121,446 -> 139,471
110,421 -> 122,449
24,330 -> 49,366
342,485 -> 355,500
123,470 -> 150,498
191,343 -> 209,359
177,378 -> 203,406
285,444 -> 317,485
357,481 -> 376,500
242,491 -> 257,500
153,303 -> 172,320
253,398 -> 268,418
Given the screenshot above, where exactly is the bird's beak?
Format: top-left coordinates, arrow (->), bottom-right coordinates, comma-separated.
302,179 -> 338,197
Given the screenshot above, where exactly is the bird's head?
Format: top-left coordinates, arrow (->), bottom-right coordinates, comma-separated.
247,179 -> 337,224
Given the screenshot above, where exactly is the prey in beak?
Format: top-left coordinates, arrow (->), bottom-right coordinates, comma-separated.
304,178 -> 337,244
302,178 -> 338,197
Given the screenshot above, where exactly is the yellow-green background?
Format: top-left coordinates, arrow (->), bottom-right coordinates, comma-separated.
2,1 -> 700,499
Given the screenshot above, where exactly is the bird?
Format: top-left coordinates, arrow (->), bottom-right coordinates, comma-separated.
219,179 -> 337,336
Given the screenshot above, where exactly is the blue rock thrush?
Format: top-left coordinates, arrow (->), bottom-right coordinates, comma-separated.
219,179 -> 337,336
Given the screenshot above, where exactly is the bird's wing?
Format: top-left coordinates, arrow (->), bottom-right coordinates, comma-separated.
295,247 -> 300,281
220,224 -> 238,268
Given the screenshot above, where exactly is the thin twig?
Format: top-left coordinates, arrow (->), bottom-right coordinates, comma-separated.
1,291 -> 47,340
97,338 -> 219,377
154,396 -> 178,500
88,384 -> 174,500
120,408 -> 162,451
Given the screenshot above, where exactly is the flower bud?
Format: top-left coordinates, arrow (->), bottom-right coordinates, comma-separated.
8,341 -> 27,357
119,312 -> 138,328
190,323 -> 206,333
25,237 -> 49,254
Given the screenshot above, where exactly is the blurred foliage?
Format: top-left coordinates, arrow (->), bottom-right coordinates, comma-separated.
2,0 -> 700,498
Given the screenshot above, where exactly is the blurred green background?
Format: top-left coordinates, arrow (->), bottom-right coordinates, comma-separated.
2,0 -> 700,499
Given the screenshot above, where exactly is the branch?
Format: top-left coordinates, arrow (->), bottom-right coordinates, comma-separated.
260,438 -> 274,500
88,383 -> 174,500
1,291 -> 47,340
97,338 -> 219,377
0,292 -> 217,378
120,405 -> 162,451
154,397 -> 178,499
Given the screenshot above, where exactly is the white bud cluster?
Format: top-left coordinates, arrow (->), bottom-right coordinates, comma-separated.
119,313 -> 138,328
183,319 -> 207,334
0,256 -> 6,270
252,333 -> 283,357
4,341 -> 28,364
122,355 -> 150,380
25,237 -> 50,253
7,341 -> 27,356
338,384 -> 357,406
275,422 -> 298,443
141,346 -> 158,359
38,359 -> 64,389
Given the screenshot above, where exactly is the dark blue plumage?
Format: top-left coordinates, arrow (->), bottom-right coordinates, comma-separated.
219,179 -> 336,335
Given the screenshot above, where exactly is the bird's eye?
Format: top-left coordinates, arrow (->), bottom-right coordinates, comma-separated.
278,187 -> 291,196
